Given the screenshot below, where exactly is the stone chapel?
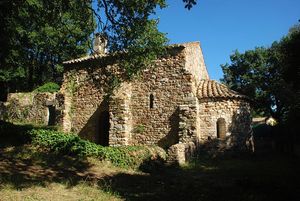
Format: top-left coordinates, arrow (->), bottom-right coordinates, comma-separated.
61,40 -> 252,162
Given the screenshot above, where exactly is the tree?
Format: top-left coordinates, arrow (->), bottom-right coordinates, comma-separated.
90,0 -> 198,78
0,0 -> 95,97
183,0 -> 197,9
279,24 -> 300,126
221,24 -> 300,125
91,0 -> 168,78
0,0 -> 198,99
90,0 -> 197,78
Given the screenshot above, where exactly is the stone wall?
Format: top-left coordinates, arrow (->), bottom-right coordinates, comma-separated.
167,98 -> 252,163
109,82 -> 132,146
184,42 -> 209,80
167,142 -> 196,165
198,98 -> 252,151
177,96 -> 200,144
61,43 -> 202,147
60,55 -> 129,142
61,41 -> 252,164
129,47 -> 196,148
166,97 -> 200,164
0,92 -> 63,126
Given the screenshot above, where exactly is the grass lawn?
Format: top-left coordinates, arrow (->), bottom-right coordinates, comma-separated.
0,145 -> 125,201
0,143 -> 300,201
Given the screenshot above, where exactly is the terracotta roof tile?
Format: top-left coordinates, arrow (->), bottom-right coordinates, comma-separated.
197,80 -> 247,100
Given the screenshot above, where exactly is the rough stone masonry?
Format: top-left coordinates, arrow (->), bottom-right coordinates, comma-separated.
0,41 -> 252,164
60,41 -> 253,164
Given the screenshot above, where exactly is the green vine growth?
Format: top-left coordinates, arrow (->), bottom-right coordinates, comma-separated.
132,124 -> 146,134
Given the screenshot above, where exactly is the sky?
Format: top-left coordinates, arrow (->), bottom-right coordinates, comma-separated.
155,0 -> 300,81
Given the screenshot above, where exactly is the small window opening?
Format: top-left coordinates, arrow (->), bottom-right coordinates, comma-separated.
217,118 -> 226,139
150,94 -> 154,109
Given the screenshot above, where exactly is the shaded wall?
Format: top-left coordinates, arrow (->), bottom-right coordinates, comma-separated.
198,98 -> 252,150
61,57 -> 121,142
0,92 -> 63,126
129,47 -> 196,148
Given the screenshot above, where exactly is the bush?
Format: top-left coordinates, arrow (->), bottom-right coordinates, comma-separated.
34,82 -> 60,93
0,122 -> 166,169
28,129 -> 165,168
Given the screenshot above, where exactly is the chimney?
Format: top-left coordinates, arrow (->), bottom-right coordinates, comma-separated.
93,33 -> 107,55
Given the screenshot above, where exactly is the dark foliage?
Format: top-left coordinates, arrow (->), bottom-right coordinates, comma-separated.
222,24 -> 300,126
0,0 -> 199,98
183,0 -> 197,9
0,0 -> 95,96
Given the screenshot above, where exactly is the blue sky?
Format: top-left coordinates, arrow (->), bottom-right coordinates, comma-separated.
155,0 -> 300,80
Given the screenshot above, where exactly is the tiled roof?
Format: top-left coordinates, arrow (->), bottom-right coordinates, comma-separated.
62,42 -> 198,65
63,53 -> 107,64
197,80 -> 247,100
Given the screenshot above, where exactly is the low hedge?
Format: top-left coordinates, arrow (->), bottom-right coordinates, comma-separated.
0,121 -> 166,168
28,129 -> 165,168
33,82 -> 60,93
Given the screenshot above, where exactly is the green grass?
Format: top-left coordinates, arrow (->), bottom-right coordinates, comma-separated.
0,183 -> 122,201
0,121 -> 299,201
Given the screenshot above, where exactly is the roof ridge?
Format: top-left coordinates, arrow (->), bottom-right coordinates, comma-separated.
63,41 -> 202,65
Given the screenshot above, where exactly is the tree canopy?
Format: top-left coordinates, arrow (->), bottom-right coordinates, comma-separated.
221,24 -> 300,125
0,0 -> 198,99
92,0 -> 168,78
0,0 -> 95,96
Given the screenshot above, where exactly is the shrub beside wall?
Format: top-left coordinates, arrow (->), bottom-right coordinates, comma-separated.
28,128 -> 166,168
34,82 -> 60,93
0,121 -> 166,169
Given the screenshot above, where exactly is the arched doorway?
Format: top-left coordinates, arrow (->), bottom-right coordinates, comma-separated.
217,118 -> 226,139
47,105 -> 56,126
98,111 -> 110,146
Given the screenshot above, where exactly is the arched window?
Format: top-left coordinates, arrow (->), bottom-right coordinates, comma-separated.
217,118 -> 226,139
150,94 -> 154,109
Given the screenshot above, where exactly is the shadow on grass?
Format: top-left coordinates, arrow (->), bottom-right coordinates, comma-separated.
99,155 -> 300,201
0,146 -> 97,189
1,121 -> 299,201
0,121 -> 100,189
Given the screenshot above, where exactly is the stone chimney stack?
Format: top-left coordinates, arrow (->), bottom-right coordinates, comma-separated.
93,33 -> 107,55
